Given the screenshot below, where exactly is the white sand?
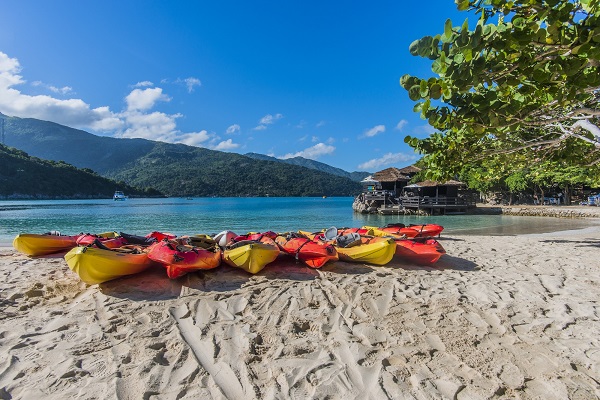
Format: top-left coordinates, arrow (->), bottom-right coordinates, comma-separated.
1,227 -> 599,399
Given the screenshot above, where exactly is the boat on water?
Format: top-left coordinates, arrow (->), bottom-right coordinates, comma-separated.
113,191 -> 128,201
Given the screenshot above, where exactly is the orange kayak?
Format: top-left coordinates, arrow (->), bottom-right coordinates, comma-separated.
147,237 -> 221,279
275,234 -> 338,268
394,238 -> 446,265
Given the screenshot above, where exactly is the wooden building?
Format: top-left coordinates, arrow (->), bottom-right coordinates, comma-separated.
398,179 -> 474,215
355,165 -> 475,215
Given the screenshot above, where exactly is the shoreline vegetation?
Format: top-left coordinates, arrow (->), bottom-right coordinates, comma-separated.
1,226 -> 599,398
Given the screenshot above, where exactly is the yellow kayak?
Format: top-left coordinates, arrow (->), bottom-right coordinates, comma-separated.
335,237 -> 396,266
13,232 -> 81,256
222,240 -> 280,274
64,245 -> 156,285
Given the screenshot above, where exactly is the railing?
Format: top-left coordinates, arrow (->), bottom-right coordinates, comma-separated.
363,190 -> 397,201
400,196 -> 475,208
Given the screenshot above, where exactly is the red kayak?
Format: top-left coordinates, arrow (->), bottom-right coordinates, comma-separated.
147,237 -> 222,279
76,232 -> 127,249
146,231 -> 177,241
275,233 -> 338,268
394,237 -> 446,265
379,223 -> 443,238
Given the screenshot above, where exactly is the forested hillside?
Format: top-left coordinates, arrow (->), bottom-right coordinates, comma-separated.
244,153 -> 371,182
1,114 -> 361,197
0,145 -> 162,199
110,143 -> 360,197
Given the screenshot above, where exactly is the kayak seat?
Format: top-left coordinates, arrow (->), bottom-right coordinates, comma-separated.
336,233 -> 361,248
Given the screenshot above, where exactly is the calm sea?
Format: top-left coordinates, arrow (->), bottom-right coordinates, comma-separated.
0,197 -> 597,244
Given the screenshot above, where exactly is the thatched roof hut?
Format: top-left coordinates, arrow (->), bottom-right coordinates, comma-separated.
415,179 -> 465,187
372,168 -> 410,183
372,165 -> 421,182
404,179 -> 466,198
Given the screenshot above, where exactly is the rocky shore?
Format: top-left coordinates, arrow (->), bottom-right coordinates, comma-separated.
473,205 -> 600,219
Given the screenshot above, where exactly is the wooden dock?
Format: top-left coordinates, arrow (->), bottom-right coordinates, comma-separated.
377,196 -> 474,215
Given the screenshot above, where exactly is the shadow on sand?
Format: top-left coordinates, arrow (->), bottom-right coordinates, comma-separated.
99,253 -> 479,301
540,239 -> 600,248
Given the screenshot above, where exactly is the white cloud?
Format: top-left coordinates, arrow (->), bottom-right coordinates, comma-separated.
311,136 -> 319,142
31,80 -> 73,95
316,120 -> 326,128
0,52 -> 124,130
175,77 -> 201,93
395,119 -> 408,131
226,124 -> 240,134
0,51 -> 224,149
280,143 -> 335,160
176,131 -> 212,146
254,113 -> 283,130
362,124 -> 386,138
260,113 -> 283,125
357,152 -> 418,170
125,87 -> 170,111
133,81 -> 154,88
118,111 -> 180,140
213,139 -> 240,150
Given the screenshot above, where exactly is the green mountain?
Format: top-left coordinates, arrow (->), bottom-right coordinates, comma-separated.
0,144 -> 162,199
1,114 -> 361,197
245,152 -> 371,181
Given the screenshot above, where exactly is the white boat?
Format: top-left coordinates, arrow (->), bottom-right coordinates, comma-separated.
113,191 -> 128,201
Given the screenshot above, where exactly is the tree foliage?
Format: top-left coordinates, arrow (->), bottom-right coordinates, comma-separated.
0,145 -> 163,199
401,0 -> 600,181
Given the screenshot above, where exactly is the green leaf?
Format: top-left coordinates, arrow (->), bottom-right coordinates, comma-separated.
430,84 -> 442,100
442,19 -> 453,42
455,0 -> 470,11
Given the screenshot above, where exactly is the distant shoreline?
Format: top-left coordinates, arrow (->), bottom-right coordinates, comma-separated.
471,204 -> 600,219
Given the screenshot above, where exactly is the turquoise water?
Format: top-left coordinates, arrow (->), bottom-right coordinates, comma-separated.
1,197 -> 597,244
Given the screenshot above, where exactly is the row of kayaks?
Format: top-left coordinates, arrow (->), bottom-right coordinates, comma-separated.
12,223 -> 446,285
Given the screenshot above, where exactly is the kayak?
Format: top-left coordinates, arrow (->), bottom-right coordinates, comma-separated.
222,233 -> 280,274
376,223 -> 444,238
361,225 -> 420,238
334,235 -> 396,266
394,237 -> 446,265
13,232 -> 82,256
275,233 -> 338,268
147,237 -> 222,279
76,232 -> 127,249
406,224 -> 444,237
64,244 -> 156,285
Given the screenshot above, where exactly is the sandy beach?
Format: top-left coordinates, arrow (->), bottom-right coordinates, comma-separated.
1,225 -> 599,399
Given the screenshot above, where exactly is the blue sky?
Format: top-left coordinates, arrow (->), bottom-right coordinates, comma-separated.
0,1 -> 467,173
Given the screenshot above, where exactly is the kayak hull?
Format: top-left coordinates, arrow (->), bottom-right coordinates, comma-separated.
13,233 -> 81,256
275,236 -> 338,268
64,246 -> 155,285
335,237 -> 396,266
223,241 -> 280,274
394,238 -> 446,265
76,232 -> 127,249
147,240 -> 222,279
